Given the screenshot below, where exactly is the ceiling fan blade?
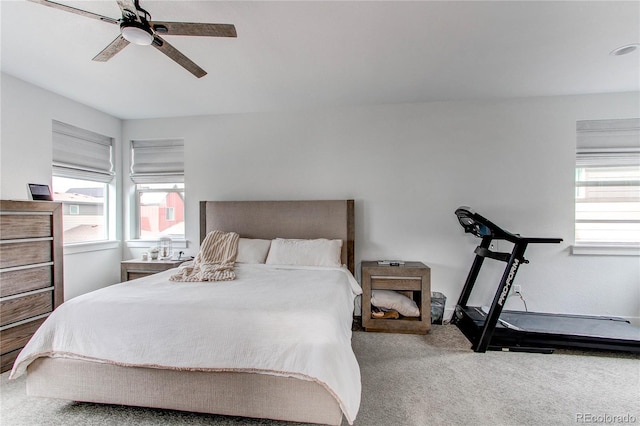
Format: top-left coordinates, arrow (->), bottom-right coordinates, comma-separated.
116,0 -> 142,22
92,35 -> 130,62
152,36 -> 207,78
150,22 -> 237,38
27,0 -> 119,25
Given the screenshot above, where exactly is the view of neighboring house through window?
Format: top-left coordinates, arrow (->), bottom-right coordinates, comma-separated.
136,183 -> 184,238
52,177 -> 107,242
130,139 -> 185,239
575,119 -> 640,245
51,121 -> 114,244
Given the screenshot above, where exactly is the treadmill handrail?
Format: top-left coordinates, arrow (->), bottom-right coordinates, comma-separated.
520,236 -> 564,244
474,246 -> 511,262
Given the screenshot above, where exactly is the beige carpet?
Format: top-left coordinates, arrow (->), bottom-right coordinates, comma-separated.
1,325 -> 638,425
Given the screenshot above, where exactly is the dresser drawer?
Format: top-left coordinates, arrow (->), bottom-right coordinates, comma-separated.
0,265 -> 52,298
1,348 -> 22,373
127,272 -> 154,281
0,317 -> 48,355
371,277 -> 422,291
0,214 -> 51,240
0,291 -> 53,327
0,241 -> 52,269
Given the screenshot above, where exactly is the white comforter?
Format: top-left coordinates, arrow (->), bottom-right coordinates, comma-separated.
11,264 -> 362,424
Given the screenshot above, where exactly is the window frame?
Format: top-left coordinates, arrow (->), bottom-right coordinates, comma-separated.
52,176 -> 111,244
51,121 -> 116,247
134,183 -> 185,240
573,119 -> 640,256
128,138 -> 186,246
165,206 -> 175,222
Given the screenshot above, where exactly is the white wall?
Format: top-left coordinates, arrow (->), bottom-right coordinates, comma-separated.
123,93 -> 640,323
1,73 -> 123,299
2,73 -> 638,323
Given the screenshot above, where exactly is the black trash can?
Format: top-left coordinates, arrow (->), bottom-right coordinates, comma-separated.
430,292 -> 446,324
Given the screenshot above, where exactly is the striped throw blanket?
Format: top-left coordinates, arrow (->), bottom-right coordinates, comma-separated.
170,230 -> 239,282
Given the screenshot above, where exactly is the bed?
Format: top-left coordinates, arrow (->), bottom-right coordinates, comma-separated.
10,200 -> 360,426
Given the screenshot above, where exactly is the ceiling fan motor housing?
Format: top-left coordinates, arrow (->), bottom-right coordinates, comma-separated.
120,20 -> 154,45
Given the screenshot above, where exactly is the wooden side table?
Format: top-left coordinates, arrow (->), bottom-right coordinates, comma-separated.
361,261 -> 431,334
120,259 -> 184,282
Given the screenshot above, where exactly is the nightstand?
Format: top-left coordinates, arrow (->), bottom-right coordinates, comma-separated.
120,259 -> 184,282
361,261 -> 431,334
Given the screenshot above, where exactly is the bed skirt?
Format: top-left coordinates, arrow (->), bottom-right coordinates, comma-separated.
26,357 -> 344,426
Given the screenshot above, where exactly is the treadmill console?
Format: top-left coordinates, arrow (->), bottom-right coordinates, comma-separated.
455,206 -> 494,238
455,206 -> 562,244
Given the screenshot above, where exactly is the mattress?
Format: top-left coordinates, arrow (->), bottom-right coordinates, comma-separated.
12,263 -> 362,424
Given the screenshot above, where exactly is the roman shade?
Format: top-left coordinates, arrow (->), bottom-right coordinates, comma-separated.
576,118 -> 640,150
52,120 -> 114,182
575,118 -> 640,245
576,118 -> 640,167
130,139 -> 184,184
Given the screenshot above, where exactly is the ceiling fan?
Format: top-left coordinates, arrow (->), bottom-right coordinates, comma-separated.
28,0 -> 237,78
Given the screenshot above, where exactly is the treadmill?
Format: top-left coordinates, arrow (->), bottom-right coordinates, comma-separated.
451,206 -> 640,354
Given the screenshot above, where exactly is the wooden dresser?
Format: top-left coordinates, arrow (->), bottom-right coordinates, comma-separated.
0,200 -> 63,373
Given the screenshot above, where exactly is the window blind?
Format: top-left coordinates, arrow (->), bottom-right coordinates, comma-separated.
130,139 -> 184,184
52,121 -> 114,182
575,118 -> 640,245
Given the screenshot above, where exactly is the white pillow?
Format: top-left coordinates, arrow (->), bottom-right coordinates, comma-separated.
235,238 -> 272,264
265,238 -> 343,267
371,290 -> 420,317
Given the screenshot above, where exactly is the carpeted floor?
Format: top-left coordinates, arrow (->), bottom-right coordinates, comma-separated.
1,325 -> 638,426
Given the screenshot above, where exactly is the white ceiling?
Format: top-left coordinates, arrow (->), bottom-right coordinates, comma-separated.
2,1 -> 639,120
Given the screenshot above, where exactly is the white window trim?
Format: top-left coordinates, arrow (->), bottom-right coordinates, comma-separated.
125,238 -> 188,249
571,244 -> 640,256
64,240 -> 120,255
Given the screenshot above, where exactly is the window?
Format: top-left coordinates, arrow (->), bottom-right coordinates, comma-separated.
136,183 -> 184,238
130,139 -> 184,239
165,207 -> 175,221
51,121 -> 114,244
575,119 -> 640,246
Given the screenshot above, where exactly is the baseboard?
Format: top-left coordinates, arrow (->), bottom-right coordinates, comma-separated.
444,307 -> 455,322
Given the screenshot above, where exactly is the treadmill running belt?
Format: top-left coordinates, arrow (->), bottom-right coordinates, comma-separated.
497,311 -> 640,341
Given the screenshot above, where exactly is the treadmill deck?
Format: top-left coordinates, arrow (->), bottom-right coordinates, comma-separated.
456,306 -> 640,353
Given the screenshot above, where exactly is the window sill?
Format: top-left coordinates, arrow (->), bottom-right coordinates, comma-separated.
126,239 -> 188,249
571,244 -> 640,256
64,240 -> 120,255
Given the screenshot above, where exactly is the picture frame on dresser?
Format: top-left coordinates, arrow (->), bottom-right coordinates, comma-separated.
27,184 -> 53,201
0,200 -> 63,373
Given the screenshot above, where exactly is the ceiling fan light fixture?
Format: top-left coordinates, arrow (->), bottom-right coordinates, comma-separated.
121,21 -> 154,45
610,43 -> 639,56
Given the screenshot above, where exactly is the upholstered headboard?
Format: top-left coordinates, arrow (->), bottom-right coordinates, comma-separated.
200,200 -> 355,274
